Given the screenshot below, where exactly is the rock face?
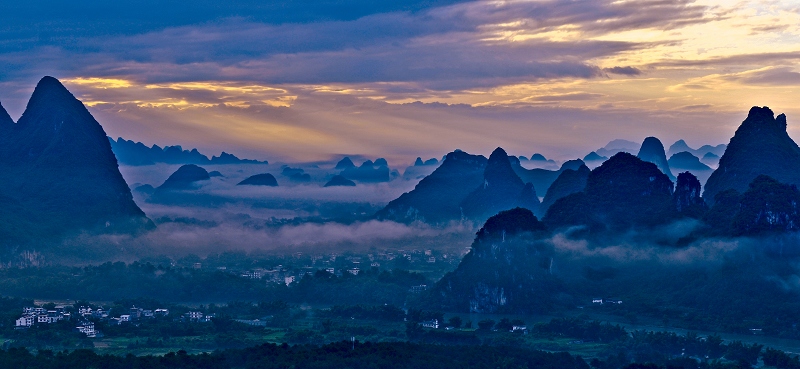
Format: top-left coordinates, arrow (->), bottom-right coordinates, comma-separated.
375,150 -> 487,224
637,137 -> 675,181
539,164 -> 590,216
237,173 -> 278,186
429,208 -> 555,313
0,76 -> 152,245
704,175 -> 800,237
324,175 -> 356,187
731,175 -> 800,236
544,152 -> 676,232
704,107 -> 800,204
673,172 -> 705,217
159,164 -> 211,190
460,148 -> 540,220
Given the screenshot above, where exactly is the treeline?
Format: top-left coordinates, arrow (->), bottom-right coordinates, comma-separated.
0,341 -> 592,369
0,339 -> 781,369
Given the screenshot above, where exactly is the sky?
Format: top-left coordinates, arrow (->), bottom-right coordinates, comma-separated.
1,0 -> 799,164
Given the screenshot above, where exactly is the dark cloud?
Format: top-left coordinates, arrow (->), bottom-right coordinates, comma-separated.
603,66 -> 642,76
0,0 -> 718,91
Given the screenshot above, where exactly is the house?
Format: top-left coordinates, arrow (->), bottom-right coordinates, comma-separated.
512,325 -> 528,334
129,307 -> 143,320
15,315 -> 34,328
119,315 -> 131,323
142,310 -> 154,318
78,306 -> 92,316
92,308 -> 109,319
410,285 -> 428,293
154,308 -> 170,317
592,298 -> 603,304
421,319 -> 439,329
185,311 -> 204,322
284,276 -> 296,285
347,268 -> 360,275
76,322 -> 96,337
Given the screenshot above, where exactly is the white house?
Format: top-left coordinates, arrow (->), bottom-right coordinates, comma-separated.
76,322 -> 96,337
15,315 -> 34,328
421,319 -> 439,329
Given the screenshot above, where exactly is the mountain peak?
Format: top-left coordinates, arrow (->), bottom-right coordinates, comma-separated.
705,107 -> 800,204
637,136 -> 675,181
742,106 -> 786,132
25,76 -> 75,111
488,147 -> 509,161
485,147 -> 523,188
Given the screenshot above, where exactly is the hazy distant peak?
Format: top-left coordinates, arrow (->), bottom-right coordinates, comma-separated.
334,157 -> 355,169
637,136 -> 675,181
559,159 -> 585,171
583,151 -> 607,162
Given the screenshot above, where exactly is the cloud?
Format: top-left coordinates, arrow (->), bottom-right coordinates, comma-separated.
603,66 -> 642,76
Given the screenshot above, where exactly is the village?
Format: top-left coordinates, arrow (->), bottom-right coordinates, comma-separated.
13,303 -> 217,338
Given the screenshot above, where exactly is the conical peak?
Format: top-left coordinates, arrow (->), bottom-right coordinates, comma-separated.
22,76 -> 80,119
488,147 -> 509,162
31,76 -> 73,102
640,136 -> 666,152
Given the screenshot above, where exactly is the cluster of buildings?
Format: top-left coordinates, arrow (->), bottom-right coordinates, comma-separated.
14,306 -> 98,337
14,305 -> 176,338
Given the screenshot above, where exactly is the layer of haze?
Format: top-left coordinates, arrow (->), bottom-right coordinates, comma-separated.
1,0 -> 799,164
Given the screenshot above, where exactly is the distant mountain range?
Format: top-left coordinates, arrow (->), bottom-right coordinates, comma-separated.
0,77 -> 153,248
109,137 -> 268,166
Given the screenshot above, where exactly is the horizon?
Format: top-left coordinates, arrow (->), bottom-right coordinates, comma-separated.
1,1 -> 798,163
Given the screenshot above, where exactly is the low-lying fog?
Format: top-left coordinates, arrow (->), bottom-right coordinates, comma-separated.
60,162 -> 475,262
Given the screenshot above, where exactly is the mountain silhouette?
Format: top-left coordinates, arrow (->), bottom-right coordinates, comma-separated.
158,164 -> 211,190
539,164 -> 590,216
512,158 -> 585,195
375,150 -> 487,223
637,137 -> 675,181
334,157 -> 356,170
0,76 -> 152,246
544,152 -> 676,233
460,147 -> 539,221
428,208 -> 554,313
324,175 -> 356,187
237,173 -> 278,186
109,137 -> 267,165
704,107 -> 800,204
